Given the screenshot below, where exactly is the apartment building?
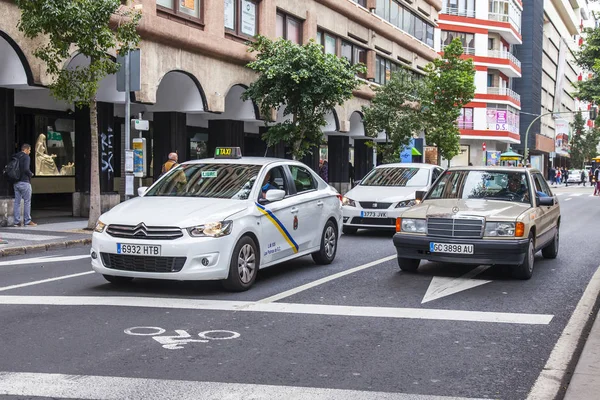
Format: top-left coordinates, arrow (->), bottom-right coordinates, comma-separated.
439,0 -> 523,166
0,0 -> 440,221
513,0 -> 591,173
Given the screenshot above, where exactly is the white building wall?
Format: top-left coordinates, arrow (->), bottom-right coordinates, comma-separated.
473,108 -> 487,130
475,70 -> 488,92
475,0 -> 488,19
474,33 -> 488,57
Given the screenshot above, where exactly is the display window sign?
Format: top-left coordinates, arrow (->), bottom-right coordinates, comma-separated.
224,0 -> 235,30
241,0 -> 257,36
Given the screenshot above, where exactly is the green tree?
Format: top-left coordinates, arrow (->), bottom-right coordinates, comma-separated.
16,0 -> 140,229
584,127 -> 600,161
569,111 -> 587,168
421,38 -> 476,165
575,26 -> 600,102
362,68 -> 424,163
242,36 -> 366,159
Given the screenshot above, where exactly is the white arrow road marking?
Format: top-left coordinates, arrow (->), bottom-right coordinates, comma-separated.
422,265 -> 492,304
0,254 -> 89,267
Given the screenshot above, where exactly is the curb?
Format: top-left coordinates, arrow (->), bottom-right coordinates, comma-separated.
0,238 -> 91,257
527,266 -> 600,400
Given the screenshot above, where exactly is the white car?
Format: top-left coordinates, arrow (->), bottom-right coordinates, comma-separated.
341,163 -> 444,234
91,148 -> 342,291
567,170 -> 584,184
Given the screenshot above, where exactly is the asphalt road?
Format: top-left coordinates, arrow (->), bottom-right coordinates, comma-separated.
0,187 -> 599,400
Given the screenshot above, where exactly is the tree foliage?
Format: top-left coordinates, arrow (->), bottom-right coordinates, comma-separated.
421,39 -> 476,163
362,68 -> 424,163
569,111 -> 600,168
16,0 -> 140,229
242,36 -> 366,159
575,26 -> 600,102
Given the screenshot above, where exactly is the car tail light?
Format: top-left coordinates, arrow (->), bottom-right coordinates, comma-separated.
336,194 -> 343,202
396,218 -> 401,232
515,222 -> 525,237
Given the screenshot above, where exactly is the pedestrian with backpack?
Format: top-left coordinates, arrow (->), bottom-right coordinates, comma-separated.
6,144 -> 36,226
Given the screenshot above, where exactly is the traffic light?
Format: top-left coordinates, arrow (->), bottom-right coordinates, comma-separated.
590,106 -> 598,121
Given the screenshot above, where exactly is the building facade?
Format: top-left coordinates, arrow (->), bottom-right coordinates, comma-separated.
0,0 -> 441,224
513,0 -> 591,174
439,0 -> 523,167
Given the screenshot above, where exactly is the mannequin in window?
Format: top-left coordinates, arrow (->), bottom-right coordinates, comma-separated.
35,133 -> 59,175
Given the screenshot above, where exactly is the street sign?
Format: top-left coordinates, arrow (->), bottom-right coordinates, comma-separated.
132,119 -> 149,131
116,49 -> 141,92
133,138 -> 147,178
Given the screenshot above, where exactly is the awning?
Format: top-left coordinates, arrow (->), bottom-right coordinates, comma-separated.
411,147 -> 422,156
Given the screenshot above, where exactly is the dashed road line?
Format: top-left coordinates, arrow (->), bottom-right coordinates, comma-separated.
0,271 -> 94,292
0,372 -> 488,400
0,295 -> 554,325
0,254 -> 90,267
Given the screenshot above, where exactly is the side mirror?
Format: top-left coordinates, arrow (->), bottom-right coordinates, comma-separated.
415,190 -> 426,202
538,196 -> 555,207
261,189 -> 286,204
137,187 -> 148,197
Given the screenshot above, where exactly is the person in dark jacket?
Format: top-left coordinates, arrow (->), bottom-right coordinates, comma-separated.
13,144 -> 36,227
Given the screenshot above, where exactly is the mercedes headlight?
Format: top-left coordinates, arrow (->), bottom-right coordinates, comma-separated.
401,219 -> 427,233
484,222 -> 515,237
94,221 -> 106,233
396,199 -> 416,208
187,221 -> 233,238
342,197 -> 356,207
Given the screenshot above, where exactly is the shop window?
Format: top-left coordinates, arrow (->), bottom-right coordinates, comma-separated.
457,108 -> 474,129
35,122 -> 75,176
276,11 -> 302,44
157,0 -> 201,21
225,0 -> 258,38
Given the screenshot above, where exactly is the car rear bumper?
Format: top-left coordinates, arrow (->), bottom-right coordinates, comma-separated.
393,233 -> 529,265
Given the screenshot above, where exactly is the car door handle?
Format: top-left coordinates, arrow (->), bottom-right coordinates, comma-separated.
291,207 -> 299,214
317,201 -> 324,207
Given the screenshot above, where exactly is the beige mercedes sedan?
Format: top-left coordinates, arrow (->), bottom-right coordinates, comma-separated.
393,167 -> 560,279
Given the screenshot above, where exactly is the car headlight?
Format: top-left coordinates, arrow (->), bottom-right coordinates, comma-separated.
342,197 -> 356,207
94,221 -> 106,233
187,221 -> 233,238
484,222 -> 515,237
396,199 -> 416,208
401,218 -> 427,233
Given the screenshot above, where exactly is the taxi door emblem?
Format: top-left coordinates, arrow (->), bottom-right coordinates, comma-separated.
452,207 -> 459,214
293,216 -> 299,230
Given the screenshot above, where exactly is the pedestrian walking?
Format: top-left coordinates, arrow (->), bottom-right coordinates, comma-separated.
160,152 -> 178,178
594,167 -> 600,196
556,169 -> 561,186
10,144 -> 36,227
581,170 -> 587,186
564,168 -> 569,187
319,159 -> 329,183
589,169 -> 594,186
549,167 -> 556,186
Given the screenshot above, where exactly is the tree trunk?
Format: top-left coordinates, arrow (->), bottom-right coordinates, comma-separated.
87,98 -> 101,229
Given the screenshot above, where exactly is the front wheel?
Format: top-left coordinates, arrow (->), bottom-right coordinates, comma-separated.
398,258 -> 420,272
222,236 -> 259,292
312,221 -> 338,265
542,228 -> 559,259
513,234 -> 535,280
103,275 -> 134,285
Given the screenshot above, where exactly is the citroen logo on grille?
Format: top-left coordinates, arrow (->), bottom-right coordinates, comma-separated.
133,222 -> 148,237
373,203 -> 378,208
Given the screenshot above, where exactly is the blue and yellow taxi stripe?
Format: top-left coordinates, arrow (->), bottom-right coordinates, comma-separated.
255,203 -> 299,253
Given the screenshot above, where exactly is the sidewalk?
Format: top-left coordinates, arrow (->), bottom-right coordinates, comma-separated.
563,311 -> 600,399
0,217 -> 92,257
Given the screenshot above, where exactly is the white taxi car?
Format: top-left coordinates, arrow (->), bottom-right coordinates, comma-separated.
91,148 -> 342,291
342,163 -> 444,234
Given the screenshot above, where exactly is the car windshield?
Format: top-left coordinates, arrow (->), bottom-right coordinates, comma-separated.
360,167 -> 429,187
428,170 -> 531,204
145,163 -> 261,199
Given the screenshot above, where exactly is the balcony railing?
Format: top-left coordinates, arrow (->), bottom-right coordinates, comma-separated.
487,87 -> 521,103
443,45 -> 475,55
442,7 -> 476,18
488,50 -> 522,68
458,121 -> 474,129
488,12 -> 521,33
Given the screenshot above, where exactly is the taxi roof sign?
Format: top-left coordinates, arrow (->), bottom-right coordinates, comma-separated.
214,147 -> 242,159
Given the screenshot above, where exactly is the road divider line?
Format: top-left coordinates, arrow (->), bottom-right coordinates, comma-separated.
565,198 -> 572,201
0,254 -> 90,267
257,255 -> 396,303
0,295 -> 554,325
527,265 -> 600,400
0,371 -> 487,400
0,271 -> 95,293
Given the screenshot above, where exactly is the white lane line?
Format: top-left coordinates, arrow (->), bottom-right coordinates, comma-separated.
0,254 -> 90,267
0,372 -> 486,400
258,255 -> 396,303
564,198 -> 572,201
527,266 -> 600,400
0,272 -> 94,293
0,295 -> 554,325
555,193 -> 566,196
570,193 -> 583,197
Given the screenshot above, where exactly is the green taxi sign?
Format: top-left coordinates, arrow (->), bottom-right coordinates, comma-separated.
214,147 -> 242,159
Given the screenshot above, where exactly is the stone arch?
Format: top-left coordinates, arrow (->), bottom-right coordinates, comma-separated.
348,111 -> 366,137
150,70 -> 208,113
217,83 -> 260,121
0,30 -> 35,87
